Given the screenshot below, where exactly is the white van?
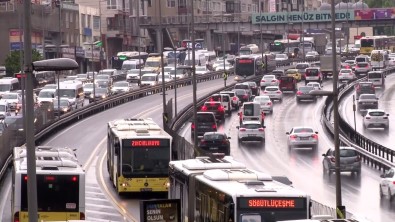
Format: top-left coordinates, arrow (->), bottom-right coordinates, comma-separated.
121,59 -> 144,73
56,80 -> 84,108
0,66 -> 6,77
0,77 -> 20,98
238,102 -> 264,125
0,101 -> 11,119
184,52 -> 207,66
367,71 -> 385,87
140,73 -> 159,86
37,88 -> 55,104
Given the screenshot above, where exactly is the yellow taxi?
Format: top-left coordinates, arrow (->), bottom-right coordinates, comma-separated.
285,68 -> 302,81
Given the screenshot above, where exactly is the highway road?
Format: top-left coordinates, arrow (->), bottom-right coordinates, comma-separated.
1,74 -> 394,222
0,77 -> 237,222
340,75 -> 395,150
178,79 -> 395,221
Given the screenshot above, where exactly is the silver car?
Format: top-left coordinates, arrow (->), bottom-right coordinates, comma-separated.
260,75 -> 279,89
322,147 -> 361,176
253,96 -> 273,114
286,126 -> 319,149
362,109 -> 389,130
357,94 -> 378,112
237,120 -> 266,143
263,86 -> 283,101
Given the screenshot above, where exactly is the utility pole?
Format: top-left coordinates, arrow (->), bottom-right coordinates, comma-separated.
57,0 -> 62,58
191,0 -> 198,151
159,0 -> 167,127
23,0 -> 38,220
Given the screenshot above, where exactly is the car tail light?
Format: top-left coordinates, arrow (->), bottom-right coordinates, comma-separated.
239,128 -> 246,131
14,212 -> 19,222
271,80 -> 277,82
232,96 -> 238,101
201,106 -> 208,111
383,116 -> 388,119
258,128 -> 265,131
365,117 -> 371,119
330,157 -> 336,163
191,123 -> 195,129
290,135 -> 297,140
339,72 -> 343,76
296,91 -> 302,95
261,80 -> 266,82
200,139 -> 206,144
355,155 -> 361,162
276,91 -> 282,94
222,140 -> 228,144
212,124 -> 217,129
267,101 -> 272,106
311,134 -> 318,139
218,105 -> 225,112
243,95 -> 248,99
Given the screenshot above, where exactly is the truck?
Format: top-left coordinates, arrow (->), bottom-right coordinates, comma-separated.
312,33 -> 327,55
319,55 -> 341,79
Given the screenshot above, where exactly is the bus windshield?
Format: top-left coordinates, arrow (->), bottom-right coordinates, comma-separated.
145,61 -> 160,68
235,58 -> 255,76
121,147 -> 170,177
0,84 -> 11,92
21,174 -> 80,212
57,89 -> 76,98
361,39 -> 374,47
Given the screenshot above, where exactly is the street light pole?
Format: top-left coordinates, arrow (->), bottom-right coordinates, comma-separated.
222,12 -> 226,87
191,0 -> 199,150
159,0 -> 167,127
331,0 -> 344,218
174,47 -> 177,115
23,0 -> 38,220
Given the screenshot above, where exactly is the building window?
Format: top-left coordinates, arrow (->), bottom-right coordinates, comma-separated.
75,14 -> 79,29
65,12 -> 69,29
178,0 -> 186,8
107,0 -> 117,9
81,14 -> 86,28
87,15 -> 91,28
167,0 -> 175,7
147,0 -> 152,7
93,16 -> 100,30
241,3 -> 246,12
247,4 -> 251,12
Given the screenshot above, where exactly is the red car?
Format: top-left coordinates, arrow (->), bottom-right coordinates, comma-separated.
278,76 -> 297,93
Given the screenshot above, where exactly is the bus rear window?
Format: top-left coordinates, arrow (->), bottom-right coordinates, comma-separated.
21,174 -> 80,212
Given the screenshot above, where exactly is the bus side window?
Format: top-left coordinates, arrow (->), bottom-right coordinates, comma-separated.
114,139 -> 120,155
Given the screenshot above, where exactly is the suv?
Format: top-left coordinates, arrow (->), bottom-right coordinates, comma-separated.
234,83 -> 252,100
354,62 -> 371,77
209,94 -> 231,115
198,132 -> 231,155
191,112 -> 217,138
200,101 -> 225,121
357,94 -> 378,112
322,147 -> 362,176
220,91 -> 240,110
304,67 -> 322,84
246,81 -> 260,96
278,76 -> 297,93
355,81 -> 375,98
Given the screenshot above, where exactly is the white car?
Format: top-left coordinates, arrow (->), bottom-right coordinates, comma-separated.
260,75 -> 279,89
362,109 -> 389,130
158,73 -> 173,83
237,120 -> 266,143
275,54 -> 289,61
388,57 -> 395,67
305,51 -> 319,59
306,82 -> 322,90
215,64 -> 233,72
1,92 -> 22,111
339,69 -> 356,81
253,96 -> 273,114
37,89 -> 55,104
263,86 -> 283,102
163,66 -> 174,75
111,81 -> 131,94
195,66 -> 209,75
286,126 -> 319,149
380,167 -> 395,201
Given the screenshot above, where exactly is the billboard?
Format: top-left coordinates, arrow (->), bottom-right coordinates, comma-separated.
140,199 -> 181,222
252,10 -> 354,24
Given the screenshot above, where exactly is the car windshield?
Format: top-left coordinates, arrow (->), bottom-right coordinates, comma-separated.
0,84 -> 11,92
97,81 -> 108,86
306,52 -> 315,55
164,67 -> 173,72
265,87 -> 278,91
145,61 -> 160,67
96,88 -> 107,94
196,67 -> 206,71
142,76 -> 157,81
264,75 -> 275,80
307,83 -> 319,87
357,63 -> 368,67
359,94 -> 376,100
203,133 -> 226,140
38,91 -> 53,98
293,128 -> 314,133
306,69 -> 319,75
43,84 -> 57,89
359,83 -> 372,88
355,57 -> 367,63
196,114 -> 215,122
99,70 -> 114,75
234,84 -> 249,90
341,70 -> 352,73
234,89 -> 246,95
55,100 -> 69,107
127,70 -> 139,74
339,149 -> 358,157
368,72 -> 382,78
276,54 -> 286,59
369,111 -> 385,116
254,97 -> 270,103
96,75 -> 109,80
84,84 -> 94,89
77,74 -> 87,78
295,64 -> 308,69
2,94 -> 17,99
272,71 -> 283,75
299,86 -> 314,92
0,105 -> 6,112
286,70 -> 297,74
114,82 -> 129,87
241,123 -> 261,129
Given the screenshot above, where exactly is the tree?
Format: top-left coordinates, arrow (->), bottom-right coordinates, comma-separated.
4,49 -> 42,76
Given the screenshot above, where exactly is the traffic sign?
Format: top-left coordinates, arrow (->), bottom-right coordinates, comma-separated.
15,73 -> 26,78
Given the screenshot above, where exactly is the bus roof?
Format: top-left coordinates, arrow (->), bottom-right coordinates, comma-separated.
169,156 -> 246,175
13,146 -> 84,173
195,168 -> 309,198
108,118 -> 172,140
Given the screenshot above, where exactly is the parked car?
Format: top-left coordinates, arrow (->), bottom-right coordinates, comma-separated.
198,132 -> 231,155
237,120 -> 266,143
380,167 -> 395,201
322,147 -> 361,176
286,126 -> 319,149
357,94 -> 378,112
362,109 -> 389,130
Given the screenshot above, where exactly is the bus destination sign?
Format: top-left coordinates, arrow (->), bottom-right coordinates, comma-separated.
238,59 -> 253,64
124,139 -> 170,147
238,197 -> 306,209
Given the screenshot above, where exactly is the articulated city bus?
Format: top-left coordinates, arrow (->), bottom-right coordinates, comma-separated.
12,146 -> 85,222
170,159 -> 312,222
107,118 -> 172,194
360,36 -> 395,55
111,51 -> 149,70
234,54 -> 276,81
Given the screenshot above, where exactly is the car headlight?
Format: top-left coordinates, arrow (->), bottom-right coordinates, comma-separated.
102,95 -> 106,99
62,108 -> 68,112
90,94 -> 94,98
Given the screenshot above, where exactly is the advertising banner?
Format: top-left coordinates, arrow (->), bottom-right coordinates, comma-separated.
140,199 -> 181,222
252,10 -> 354,24
355,8 -> 395,20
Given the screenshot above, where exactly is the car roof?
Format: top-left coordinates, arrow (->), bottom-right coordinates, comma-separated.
339,146 -> 357,151
203,132 -> 226,136
241,120 -> 262,124
366,109 -> 386,113
254,95 -> 270,99
293,126 -> 314,130
265,86 -> 279,89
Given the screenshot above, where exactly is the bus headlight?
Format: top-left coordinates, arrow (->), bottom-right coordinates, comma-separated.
234,76 -> 239,81
164,182 -> 170,188
120,182 -> 129,187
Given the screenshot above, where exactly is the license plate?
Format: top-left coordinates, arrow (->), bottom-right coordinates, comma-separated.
248,134 -> 255,137
299,137 -> 309,140
209,147 -> 218,150
140,188 -> 152,191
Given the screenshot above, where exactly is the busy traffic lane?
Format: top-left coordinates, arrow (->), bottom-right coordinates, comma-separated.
340,75 -> 395,150
181,79 -> 395,221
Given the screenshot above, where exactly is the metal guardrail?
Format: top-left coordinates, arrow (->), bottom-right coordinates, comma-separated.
322,66 -> 395,172
0,70 -> 228,179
